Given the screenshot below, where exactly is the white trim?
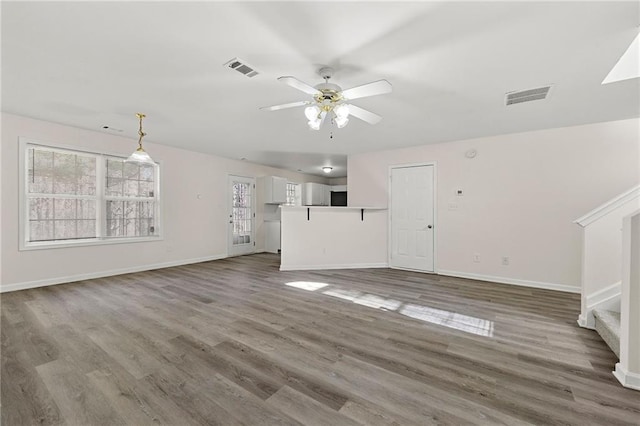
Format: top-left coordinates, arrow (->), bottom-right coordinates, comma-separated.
574,185 -> 640,227
437,269 -> 580,293
613,363 -> 640,391
0,254 -> 227,293
390,266 -> 438,274
280,262 -> 388,272
388,162 -> 437,273
577,314 -> 591,329
577,281 -> 622,329
20,235 -> 164,251
586,281 -> 622,309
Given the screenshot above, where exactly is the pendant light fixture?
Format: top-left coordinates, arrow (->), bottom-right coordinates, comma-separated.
126,113 -> 155,165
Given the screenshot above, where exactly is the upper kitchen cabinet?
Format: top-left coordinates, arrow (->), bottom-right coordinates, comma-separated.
260,176 -> 287,204
303,182 -> 330,206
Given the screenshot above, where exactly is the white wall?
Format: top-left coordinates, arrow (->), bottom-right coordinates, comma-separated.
348,118 -> 640,292
328,177 -> 348,185
1,113 -> 328,290
280,207 -> 387,271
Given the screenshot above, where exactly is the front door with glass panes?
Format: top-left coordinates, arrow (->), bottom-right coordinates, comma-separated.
228,175 -> 255,256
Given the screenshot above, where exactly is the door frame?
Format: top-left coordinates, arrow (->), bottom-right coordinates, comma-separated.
227,174 -> 256,257
388,162 -> 438,273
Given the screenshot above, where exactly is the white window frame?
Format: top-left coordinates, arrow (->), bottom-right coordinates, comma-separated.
285,182 -> 302,206
19,138 -> 163,250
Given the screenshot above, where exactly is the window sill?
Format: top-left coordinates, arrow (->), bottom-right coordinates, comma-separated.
20,235 -> 163,251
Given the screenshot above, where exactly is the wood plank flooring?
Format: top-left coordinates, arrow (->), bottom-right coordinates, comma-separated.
2,253 -> 639,425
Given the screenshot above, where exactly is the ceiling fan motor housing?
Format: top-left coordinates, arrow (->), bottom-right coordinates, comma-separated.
314,83 -> 343,104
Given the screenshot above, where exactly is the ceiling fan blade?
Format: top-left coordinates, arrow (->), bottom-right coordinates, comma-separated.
278,76 -> 321,96
260,100 -> 312,111
347,104 -> 383,125
341,80 -> 392,101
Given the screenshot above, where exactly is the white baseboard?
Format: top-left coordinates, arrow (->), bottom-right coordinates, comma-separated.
586,281 -> 622,309
577,281 -> 622,330
437,270 -> 580,294
614,363 -> 640,391
0,254 -> 228,293
280,262 -> 388,271
577,314 -> 594,330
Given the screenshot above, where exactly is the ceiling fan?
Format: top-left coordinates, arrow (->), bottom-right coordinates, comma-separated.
260,67 -> 392,130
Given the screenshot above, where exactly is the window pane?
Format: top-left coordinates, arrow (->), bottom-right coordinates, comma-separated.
29,198 -> 54,220
52,152 -> 77,194
106,177 -> 124,197
28,148 -> 96,195
139,181 -> 154,198
123,162 -> 139,180
28,197 -> 97,242
30,174 -> 53,194
77,220 -> 97,238
140,164 -> 154,181
124,179 -> 140,197
78,199 -> 96,220
33,149 -> 54,175
105,200 -> 156,237
54,219 -> 77,240
54,198 -> 77,220
105,158 -> 155,198
106,159 -> 123,178
29,220 -> 53,241
77,156 -> 96,195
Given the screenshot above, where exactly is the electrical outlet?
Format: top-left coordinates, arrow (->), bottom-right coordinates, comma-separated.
502,256 -> 510,266
473,253 -> 480,263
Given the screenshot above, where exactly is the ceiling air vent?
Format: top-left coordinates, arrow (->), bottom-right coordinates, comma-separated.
505,86 -> 552,106
224,57 -> 259,78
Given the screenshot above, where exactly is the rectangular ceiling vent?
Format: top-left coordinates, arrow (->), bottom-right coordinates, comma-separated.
505,85 -> 552,106
224,57 -> 259,78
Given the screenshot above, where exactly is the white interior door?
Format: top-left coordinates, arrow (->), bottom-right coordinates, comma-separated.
390,165 -> 435,272
228,175 -> 255,257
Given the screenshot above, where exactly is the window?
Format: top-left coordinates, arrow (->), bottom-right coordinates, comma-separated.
285,182 -> 301,206
21,141 -> 160,249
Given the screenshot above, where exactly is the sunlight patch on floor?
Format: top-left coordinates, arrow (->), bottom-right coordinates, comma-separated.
285,281 -> 494,337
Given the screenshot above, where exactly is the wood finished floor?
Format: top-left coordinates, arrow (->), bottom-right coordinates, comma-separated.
2,254 -> 639,425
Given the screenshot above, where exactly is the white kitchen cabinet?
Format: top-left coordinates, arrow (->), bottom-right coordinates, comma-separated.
303,182 -> 330,206
264,221 -> 281,253
261,176 -> 287,204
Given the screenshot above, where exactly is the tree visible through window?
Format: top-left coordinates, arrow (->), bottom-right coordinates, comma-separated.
28,148 -> 97,241
24,144 -> 160,246
105,158 -> 157,237
232,181 -> 251,244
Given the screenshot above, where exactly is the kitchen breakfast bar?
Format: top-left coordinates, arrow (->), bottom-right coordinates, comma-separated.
280,206 -> 388,271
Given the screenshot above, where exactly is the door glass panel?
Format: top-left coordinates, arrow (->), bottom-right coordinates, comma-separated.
232,181 -> 252,245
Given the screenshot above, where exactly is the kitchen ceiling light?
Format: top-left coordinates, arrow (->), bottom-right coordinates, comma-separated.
322,166 -> 333,173
126,113 -> 155,165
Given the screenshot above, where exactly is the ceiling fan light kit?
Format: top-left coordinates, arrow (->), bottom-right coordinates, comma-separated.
260,66 -> 392,131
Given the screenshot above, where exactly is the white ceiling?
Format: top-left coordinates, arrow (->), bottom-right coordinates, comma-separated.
2,1 -> 639,177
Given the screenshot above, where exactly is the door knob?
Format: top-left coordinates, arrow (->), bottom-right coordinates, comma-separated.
427,225 -> 433,229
